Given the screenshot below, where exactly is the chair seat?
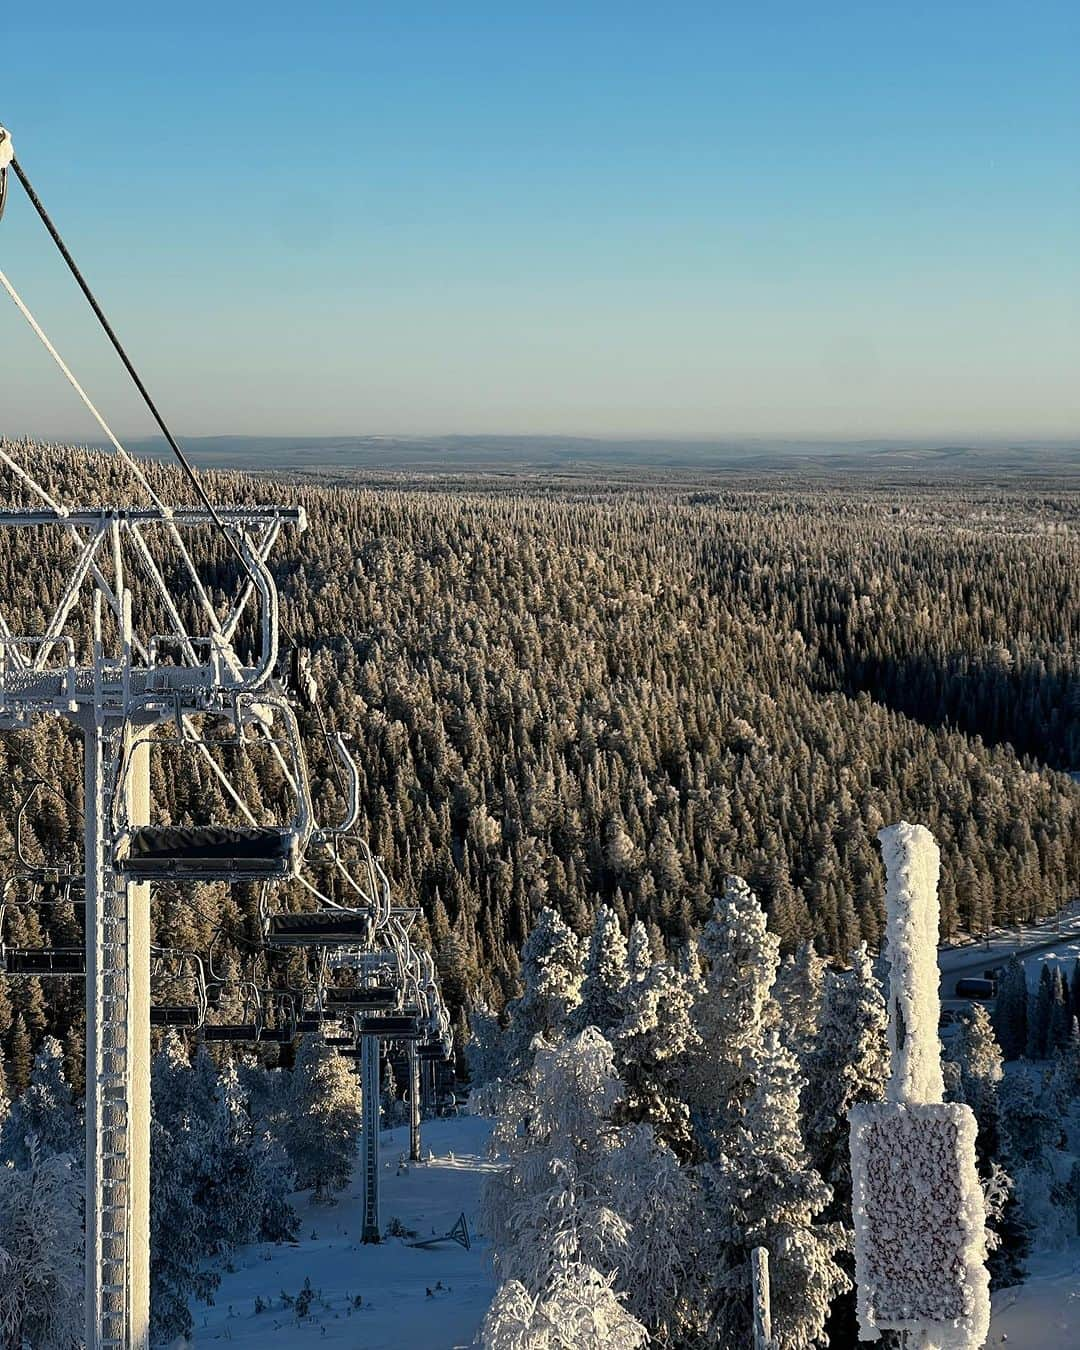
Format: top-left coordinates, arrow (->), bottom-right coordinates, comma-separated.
2,946 -> 85,976
202,1024 -> 261,1041
265,910 -> 372,946
117,825 -> 297,879
150,1005 -> 201,1027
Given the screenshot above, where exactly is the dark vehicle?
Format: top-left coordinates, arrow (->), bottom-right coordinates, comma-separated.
956,977 -> 996,1000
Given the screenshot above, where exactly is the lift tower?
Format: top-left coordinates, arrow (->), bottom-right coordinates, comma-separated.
0,501 -> 304,1349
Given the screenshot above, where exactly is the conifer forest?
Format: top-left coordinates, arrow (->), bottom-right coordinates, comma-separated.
0,445 -> 1077,1348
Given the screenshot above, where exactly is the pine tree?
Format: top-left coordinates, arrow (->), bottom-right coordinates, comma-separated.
0,1141 -> 84,1349
466,1001 -> 509,1088
709,1032 -> 848,1350
992,956 -> 1029,1060
1049,966 -> 1073,1053
801,943 -> 888,1216
0,1036 -> 82,1168
570,906 -> 629,1036
956,1004 -> 1004,1162
774,941 -> 827,1055
625,919 -> 652,983
1027,965 -> 1055,1059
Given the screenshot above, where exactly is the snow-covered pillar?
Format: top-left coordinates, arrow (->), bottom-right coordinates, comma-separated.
751,1246 -> 773,1350
361,1035 -> 381,1242
880,822 -> 945,1106
408,1044 -> 421,1162
848,822 -> 990,1349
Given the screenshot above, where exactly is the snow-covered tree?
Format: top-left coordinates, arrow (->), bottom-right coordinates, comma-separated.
774,941 -> 827,1056
482,1029 -> 629,1289
570,906 -> 629,1036
801,943 -> 888,1215
286,1035 -> 363,1199
992,956 -> 1029,1060
683,875 -> 780,1147
481,1262 -> 648,1350
625,919 -> 652,983
708,1032 -> 848,1350
150,1116 -> 220,1344
614,959 -> 702,1160
0,1141 -> 83,1349
956,1003 -> 1005,1162
467,1000 -> 510,1088
503,908 -> 584,1071
0,1036 -> 82,1168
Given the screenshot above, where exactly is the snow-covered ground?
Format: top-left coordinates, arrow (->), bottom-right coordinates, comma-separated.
180,1115 -> 499,1349
988,1244 -> 1080,1346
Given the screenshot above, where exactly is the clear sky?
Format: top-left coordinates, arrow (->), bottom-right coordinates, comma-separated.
1,2 -> 1077,441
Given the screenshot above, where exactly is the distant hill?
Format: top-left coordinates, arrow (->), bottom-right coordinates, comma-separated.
122,434 -> 1080,479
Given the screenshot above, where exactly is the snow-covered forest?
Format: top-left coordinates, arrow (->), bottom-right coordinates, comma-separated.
0,447 -> 1076,1346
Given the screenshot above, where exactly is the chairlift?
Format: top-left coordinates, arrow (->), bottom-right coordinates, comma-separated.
149,945 -> 208,1029
200,979 -> 264,1042
112,694 -> 314,882
0,875 -> 85,976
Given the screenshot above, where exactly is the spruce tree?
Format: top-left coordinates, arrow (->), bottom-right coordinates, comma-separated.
801,943 -> 888,1216
286,1036 -> 363,1200
992,956 -> 1029,1061
709,1032 -> 848,1349
570,905 -> 629,1036
503,907 -> 584,1070
683,875 -> 779,1148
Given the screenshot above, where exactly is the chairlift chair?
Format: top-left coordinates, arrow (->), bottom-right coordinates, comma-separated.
149,945 -> 209,1029
112,694 -> 314,882
0,875 -> 86,976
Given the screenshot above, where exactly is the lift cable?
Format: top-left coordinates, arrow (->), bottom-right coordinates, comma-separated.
0,127 -> 346,797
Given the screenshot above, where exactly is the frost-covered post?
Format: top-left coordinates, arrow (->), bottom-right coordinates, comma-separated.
750,1246 -> 774,1350
849,822 -> 990,1349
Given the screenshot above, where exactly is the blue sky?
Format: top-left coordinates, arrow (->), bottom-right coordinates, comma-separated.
1,2 -> 1077,440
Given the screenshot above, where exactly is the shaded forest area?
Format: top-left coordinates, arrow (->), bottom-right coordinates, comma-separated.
0,445 -> 1076,1085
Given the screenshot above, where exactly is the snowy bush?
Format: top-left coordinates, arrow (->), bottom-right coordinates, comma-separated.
479,1262 -> 648,1350
0,1141 -> 84,1349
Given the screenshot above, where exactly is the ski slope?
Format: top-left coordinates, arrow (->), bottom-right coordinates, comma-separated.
988,1244 -> 1080,1346
179,1116 -> 499,1349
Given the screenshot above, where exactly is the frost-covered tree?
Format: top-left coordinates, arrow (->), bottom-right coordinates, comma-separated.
482,1029 -> 629,1289
467,1001 -> 509,1088
708,1032 -> 848,1350
287,1035 -> 363,1199
625,919 -> 652,983
503,908 -> 584,1070
999,1071 -> 1071,1251
0,1141 -> 83,1349
1027,965 -> 1061,1059
801,943 -> 888,1215
570,906 -> 630,1036
956,1003 -> 1005,1162
992,956 -> 1029,1060
0,1035 -> 82,1168
774,941 -> 827,1056
614,959 -> 702,1160
481,1262 -> 648,1350
683,875 -> 780,1147
150,1116 -> 220,1344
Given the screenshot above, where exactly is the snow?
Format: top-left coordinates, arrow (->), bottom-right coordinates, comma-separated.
180,1115 -> 500,1349
879,821 -> 945,1105
987,1244 -> 1080,1347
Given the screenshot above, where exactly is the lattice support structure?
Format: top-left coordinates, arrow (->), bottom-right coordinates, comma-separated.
0,503 -> 304,1349
361,1035 -> 381,1242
